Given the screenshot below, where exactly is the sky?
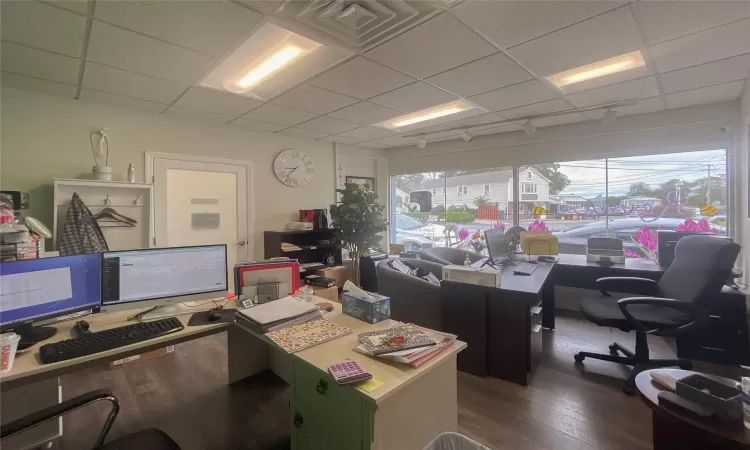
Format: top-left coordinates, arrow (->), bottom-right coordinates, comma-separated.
556,149 -> 727,197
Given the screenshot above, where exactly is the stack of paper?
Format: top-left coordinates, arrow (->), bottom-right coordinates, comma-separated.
355,324 -> 456,368
237,296 -> 320,333
281,242 -> 302,252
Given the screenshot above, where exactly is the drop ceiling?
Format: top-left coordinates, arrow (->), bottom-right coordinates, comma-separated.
1,0 -> 749,149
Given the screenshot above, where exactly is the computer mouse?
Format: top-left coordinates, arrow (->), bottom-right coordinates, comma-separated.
207,310 -> 223,322
73,320 -> 90,337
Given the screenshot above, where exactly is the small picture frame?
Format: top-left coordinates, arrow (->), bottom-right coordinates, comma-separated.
241,298 -> 255,309
346,176 -> 376,192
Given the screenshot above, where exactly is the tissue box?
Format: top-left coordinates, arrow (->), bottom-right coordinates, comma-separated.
442,265 -> 501,288
341,291 -> 391,323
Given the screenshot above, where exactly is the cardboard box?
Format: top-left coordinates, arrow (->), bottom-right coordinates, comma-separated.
110,345 -> 175,368
341,292 -> 390,324
442,265 -> 502,288
314,266 -> 347,288
312,285 -> 339,303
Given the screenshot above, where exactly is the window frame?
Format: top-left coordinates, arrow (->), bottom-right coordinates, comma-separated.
522,183 -> 537,194
458,185 -> 468,196
483,184 -> 491,195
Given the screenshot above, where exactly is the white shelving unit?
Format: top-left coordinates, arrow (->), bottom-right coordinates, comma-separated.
52,179 -> 154,251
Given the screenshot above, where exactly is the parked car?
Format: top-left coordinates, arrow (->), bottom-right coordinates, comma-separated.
394,214 -> 447,251
553,218 -> 726,255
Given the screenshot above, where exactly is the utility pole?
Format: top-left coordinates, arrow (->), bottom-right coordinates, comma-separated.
706,163 -> 711,205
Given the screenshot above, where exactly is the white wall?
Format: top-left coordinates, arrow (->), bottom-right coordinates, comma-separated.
0,88 -> 383,259
740,87 -> 750,285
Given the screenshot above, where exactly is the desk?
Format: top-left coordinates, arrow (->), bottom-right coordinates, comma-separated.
635,369 -> 750,450
442,261 -> 553,384
543,254 -> 750,366
1,298 -> 466,450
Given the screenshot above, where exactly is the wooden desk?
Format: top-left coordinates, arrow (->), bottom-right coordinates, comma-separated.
442,262 -> 553,385
1,298 -> 466,450
636,369 -> 750,450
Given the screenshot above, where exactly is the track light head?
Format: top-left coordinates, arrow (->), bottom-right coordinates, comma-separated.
521,120 -> 536,135
417,138 -> 427,149
602,109 -> 617,127
460,130 -> 474,143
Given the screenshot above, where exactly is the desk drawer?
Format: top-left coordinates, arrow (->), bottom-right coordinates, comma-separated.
292,360 -> 363,450
529,307 -> 543,374
677,314 -> 750,365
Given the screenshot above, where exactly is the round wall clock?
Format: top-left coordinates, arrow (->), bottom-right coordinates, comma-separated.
273,149 -> 315,188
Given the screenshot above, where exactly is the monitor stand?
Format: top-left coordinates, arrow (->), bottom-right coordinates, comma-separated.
140,303 -> 195,321
15,323 -> 58,351
479,258 -> 497,269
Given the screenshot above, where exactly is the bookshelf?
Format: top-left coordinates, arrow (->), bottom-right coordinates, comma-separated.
263,229 -> 342,272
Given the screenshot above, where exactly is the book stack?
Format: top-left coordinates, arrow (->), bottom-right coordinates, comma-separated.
354,324 -> 457,368
281,242 -> 302,252
236,296 -> 321,333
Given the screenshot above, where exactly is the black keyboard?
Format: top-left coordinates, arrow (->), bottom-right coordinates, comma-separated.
39,317 -> 184,364
513,262 -> 538,276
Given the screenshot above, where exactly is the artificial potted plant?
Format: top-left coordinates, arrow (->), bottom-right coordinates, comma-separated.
329,183 -> 388,286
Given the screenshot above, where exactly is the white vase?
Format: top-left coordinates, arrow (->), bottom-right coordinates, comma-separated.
92,165 -> 112,181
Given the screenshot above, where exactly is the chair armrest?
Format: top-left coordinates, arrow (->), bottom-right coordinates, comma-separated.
617,297 -> 710,337
597,277 -> 659,297
1,389 -> 119,447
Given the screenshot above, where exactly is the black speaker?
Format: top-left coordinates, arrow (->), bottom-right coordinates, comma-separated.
409,191 -> 432,212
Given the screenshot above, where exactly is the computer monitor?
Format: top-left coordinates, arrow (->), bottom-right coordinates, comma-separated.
0,254 -> 101,348
100,245 -> 228,318
483,228 -> 511,268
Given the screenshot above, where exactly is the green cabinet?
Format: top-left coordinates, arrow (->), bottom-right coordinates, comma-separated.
292,358 -> 376,450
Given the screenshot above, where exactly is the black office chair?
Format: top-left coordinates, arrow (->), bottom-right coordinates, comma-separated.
573,235 -> 740,395
1,390 -> 181,450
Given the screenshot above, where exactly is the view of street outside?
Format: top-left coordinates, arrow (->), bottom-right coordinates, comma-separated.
391,149 -> 728,257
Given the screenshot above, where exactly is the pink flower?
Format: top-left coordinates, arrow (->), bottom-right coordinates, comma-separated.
624,249 -> 645,259
492,222 -> 506,232
527,219 -> 549,232
633,225 -> 659,252
457,228 -> 470,242
676,218 -> 716,233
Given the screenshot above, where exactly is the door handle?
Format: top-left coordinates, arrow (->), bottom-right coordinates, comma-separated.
316,379 -> 328,395
293,413 -> 303,428
236,241 -> 246,246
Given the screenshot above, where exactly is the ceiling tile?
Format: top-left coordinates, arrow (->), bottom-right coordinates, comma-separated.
336,126 -> 397,142
308,57 -> 415,100
82,62 -> 186,104
534,113 -> 588,128
508,7 -> 642,77
660,54 -> 750,94
0,1 -> 86,57
471,123 -> 523,137
94,1 -> 262,56
566,77 -> 659,108
278,127 -> 330,140
498,98 -> 572,120
364,13 -> 496,79
270,85 -> 359,115
87,21 -> 214,84
242,104 -> 318,126
426,53 -> 533,98
638,1 -> 750,44
327,101 -> 401,125
52,1 -> 90,15
363,134 -> 419,148
402,112 -> 502,135
296,116 -> 361,134
230,118 -> 286,133
163,106 -> 235,124
452,0 -> 623,49
318,135 -> 363,145
665,80 -> 744,109
174,87 -> 263,116
368,82 -> 458,113
79,89 -> 168,113
651,18 -> 750,73
0,41 -> 79,84
0,72 -> 76,98
468,80 -> 558,112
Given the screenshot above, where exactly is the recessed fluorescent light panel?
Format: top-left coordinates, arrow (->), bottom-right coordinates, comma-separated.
547,51 -> 645,88
383,101 -> 475,130
201,23 -> 321,98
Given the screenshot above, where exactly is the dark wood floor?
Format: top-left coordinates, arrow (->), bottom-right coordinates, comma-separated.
54,312 -> 677,450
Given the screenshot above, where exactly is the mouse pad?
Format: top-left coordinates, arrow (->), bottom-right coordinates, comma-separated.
187,309 -> 237,326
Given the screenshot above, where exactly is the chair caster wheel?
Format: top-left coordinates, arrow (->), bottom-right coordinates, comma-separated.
609,344 -> 619,354
623,384 -> 636,396
574,354 -> 585,363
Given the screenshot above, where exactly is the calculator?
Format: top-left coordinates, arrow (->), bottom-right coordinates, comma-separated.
328,361 -> 372,385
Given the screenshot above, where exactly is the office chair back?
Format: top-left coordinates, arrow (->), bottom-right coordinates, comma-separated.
658,235 -> 740,303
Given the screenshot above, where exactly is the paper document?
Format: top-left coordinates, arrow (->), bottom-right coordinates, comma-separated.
0,267 -> 72,312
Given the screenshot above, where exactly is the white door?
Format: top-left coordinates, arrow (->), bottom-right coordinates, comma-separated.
150,154 -> 252,291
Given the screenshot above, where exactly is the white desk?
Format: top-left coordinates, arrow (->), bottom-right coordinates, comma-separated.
1,298 -> 466,450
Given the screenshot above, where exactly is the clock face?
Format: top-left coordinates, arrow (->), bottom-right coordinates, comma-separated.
274,150 -> 315,188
